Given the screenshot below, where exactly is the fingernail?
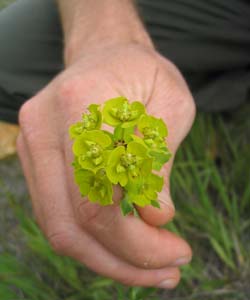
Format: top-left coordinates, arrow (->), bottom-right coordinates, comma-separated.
157,278 -> 176,289
173,256 -> 192,266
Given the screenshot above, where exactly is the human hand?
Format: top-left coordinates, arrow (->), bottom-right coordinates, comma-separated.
17,43 -> 195,289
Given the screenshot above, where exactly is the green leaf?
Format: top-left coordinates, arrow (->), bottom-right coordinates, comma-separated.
74,169 -> 93,196
121,101 -> 145,128
69,122 -> 84,139
88,104 -> 102,129
119,172 -> 128,187
69,104 -> 102,140
113,124 -> 123,140
125,173 -> 163,207
116,164 -> 126,173
140,158 -> 153,176
71,156 -> 82,170
132,194 -> 152,207
130,101 -> 145,117
106,146 -> 126,185
74,168 -> 113,205
73,131 -> 112,171
149,173 -> 164,192
103,96 -> 127,126
149,148 -> 172,171
72,135 -> 89,156
130,134 -> 147,146
84,130 -> 112,148
88,169 -> 113,205
127,141 -> 148,158
103,97 -> 145,128
88,184 -> 113,205
151,200 -> 161,209
78,156 -> 96,171
114,125 -> 134,143
138,114 -> 168,138
120,196 -> 134,216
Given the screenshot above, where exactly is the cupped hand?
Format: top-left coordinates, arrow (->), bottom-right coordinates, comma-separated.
17,44 -> 195,289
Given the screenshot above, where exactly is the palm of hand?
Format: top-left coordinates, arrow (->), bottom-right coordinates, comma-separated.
17,44 -> 195,288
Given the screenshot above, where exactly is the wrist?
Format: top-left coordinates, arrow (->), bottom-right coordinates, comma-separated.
58,0 -> 154,66
65,29 -> 154,67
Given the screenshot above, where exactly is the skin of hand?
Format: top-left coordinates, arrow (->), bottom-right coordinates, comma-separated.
16,43 -> 195,289
16,0 -> 196,289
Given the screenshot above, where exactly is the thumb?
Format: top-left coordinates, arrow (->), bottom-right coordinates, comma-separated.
136,60 -> 196,226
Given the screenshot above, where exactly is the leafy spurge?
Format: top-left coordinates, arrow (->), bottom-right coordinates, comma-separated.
72,130 -> 112,172
69,97 -> 171,216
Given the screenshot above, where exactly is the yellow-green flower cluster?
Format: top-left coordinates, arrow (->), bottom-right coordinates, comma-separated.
69,97 -> 171,215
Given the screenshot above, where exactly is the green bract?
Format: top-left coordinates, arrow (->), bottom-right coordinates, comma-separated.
125,173 -> 164,207
103,97 -> 145,128
106,142 -> 151,187
138,114 -> 167,145
74,169 -> 113,205
136,115 -> 172,171
69,96 -> 171,216
69,104 -> 102,138
72,130 -> 111,172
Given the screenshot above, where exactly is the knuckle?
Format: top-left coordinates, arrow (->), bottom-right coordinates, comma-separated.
18,99 -> 42,144
57,78 -> 75,100
76,200 -> 118,232
173,92 -> 195,120
76,200 -> 119,233
18,100 -> 34,129
48,227 -> 76,255
76,200 -> 103,227
179,95 -> 196,134
55,76 -> 88,124
56,76 -> 82,107
182,94 -> 196,122
56,71 -> 104,112
162,58 -> 196,123
18,102 -> 59,153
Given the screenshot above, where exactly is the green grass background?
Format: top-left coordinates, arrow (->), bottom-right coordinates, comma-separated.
0,0 -> 13,8
0,1 -> 249,299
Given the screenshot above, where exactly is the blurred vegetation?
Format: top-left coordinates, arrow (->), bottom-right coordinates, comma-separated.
0,0 -> 14,9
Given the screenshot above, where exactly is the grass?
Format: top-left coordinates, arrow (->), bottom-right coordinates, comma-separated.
0,0 -> 14,9
166,107 -> 250,299
0,103 -> 249,300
